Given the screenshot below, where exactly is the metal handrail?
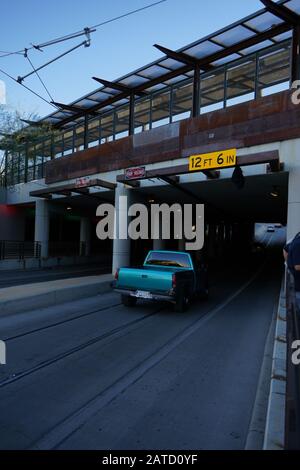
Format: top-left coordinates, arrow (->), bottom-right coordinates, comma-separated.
0,241 -> 41,260
285,269 -> 300,449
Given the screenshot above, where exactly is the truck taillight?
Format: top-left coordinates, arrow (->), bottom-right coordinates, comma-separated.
172,273 -> 176,289
115,269 -> 119,281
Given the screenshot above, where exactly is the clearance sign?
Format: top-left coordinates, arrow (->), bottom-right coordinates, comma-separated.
189,148 -> 237,172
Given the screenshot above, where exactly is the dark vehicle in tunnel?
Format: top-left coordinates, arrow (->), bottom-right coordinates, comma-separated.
113,250 -> 208,312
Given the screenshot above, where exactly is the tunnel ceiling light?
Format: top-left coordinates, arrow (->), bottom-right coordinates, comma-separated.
67,206 -> 72,211
231,166 -> 245,190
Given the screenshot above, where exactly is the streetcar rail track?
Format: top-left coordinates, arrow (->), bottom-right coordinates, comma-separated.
1,235 -> 272,388
0,306 -> 164,388
3,302 -> 122,342
32,262 -> 268,450
2,234 -> 271,343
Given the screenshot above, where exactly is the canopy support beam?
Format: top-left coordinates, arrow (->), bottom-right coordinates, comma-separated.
260,0 -> 300,25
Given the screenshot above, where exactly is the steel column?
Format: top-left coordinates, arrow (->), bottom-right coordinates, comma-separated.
224,67 -> 228,109
72,126 -> 76,153
84,114 -> 89,149
255,52 -> 260,99
129,93 -> 135,136
192,65 -> 201,117
50,133 -> 55,160
292,25 -> 300,82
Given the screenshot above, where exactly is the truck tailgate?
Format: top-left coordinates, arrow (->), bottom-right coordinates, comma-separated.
118,267 -> 173,293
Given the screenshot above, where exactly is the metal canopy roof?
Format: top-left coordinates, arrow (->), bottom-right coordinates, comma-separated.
38,0 -> 300,129
29,178 -> 116,199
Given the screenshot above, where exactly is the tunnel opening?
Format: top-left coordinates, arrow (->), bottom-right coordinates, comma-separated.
127,171 -> 289,266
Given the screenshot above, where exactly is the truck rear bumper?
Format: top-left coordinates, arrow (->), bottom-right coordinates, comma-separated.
113,287 -> 175,304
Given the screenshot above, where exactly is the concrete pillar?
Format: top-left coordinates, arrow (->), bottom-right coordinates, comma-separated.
287,167 -> 300,240
34,199 -> 49,258
112,185 -> 131,274
80,217 -> 91,256
280,139 -> 300,240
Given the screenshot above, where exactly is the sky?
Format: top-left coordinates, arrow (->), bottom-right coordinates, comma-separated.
0,0 -> 264,119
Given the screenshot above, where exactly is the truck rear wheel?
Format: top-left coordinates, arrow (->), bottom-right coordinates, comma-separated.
174,289 -> 189,313
121,295 -> 137,307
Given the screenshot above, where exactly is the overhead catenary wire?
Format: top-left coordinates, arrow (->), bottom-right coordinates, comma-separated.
0,43 -> 88,111
0,0 -> 167,58
90,0 -> 167,30
17,40 -> 88,83
0,0 -> 167,112
33,0 -> 167,49
0,66 -> 58,109
30,27 -> 94,50
25,52 -> 55,103
0,50 -> 23,58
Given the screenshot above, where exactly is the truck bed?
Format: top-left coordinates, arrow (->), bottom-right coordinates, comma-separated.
116,266 -> 181,293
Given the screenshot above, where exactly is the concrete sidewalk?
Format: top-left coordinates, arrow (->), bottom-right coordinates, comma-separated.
0,274 -> 113,317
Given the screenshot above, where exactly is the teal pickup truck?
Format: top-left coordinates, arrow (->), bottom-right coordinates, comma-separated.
113,250 -> 208,312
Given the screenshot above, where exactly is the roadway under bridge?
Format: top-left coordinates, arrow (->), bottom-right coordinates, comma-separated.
0,228 -> 284,450
1,0 -> 300,450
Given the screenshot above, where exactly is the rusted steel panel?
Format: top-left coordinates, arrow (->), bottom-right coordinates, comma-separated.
45,90 -> 299,184
46,125 -> 181,184
116,150 -> 280,183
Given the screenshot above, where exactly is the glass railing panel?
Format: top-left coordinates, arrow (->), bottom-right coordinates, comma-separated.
100,112 -> 114,143
134,97 -> 151,134
259,44 -> 291,97
115,105 -> 130,140
200,69 -> 225,114
226,56 -> 256,107
172,80 -> 193,122
152,90 -> 171,128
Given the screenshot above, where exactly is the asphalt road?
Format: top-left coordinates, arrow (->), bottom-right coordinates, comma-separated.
0,230 -> 285,450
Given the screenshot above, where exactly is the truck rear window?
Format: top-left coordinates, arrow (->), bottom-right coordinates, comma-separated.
145,252 -> 191,268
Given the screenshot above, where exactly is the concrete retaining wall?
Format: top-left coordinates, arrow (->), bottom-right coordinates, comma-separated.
0,274 -> 113,317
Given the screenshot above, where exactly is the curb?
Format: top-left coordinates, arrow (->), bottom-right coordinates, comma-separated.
245,303 -> 277,450
263,279 -> 287,450
0,277 -> 113,317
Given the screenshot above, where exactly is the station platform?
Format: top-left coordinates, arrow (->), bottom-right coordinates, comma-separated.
0,273 -> 113,317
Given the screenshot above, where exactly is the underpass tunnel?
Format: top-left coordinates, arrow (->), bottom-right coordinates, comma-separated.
29,168 -> 289,273
119,170 -> 289,269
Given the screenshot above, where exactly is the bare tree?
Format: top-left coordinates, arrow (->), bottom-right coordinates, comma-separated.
0,106 -> 57,180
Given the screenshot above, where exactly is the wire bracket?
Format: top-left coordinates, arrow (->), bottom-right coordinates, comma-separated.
84,27 -> 91,47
